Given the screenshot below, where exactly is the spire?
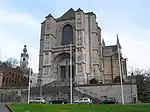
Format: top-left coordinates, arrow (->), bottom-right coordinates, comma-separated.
116,34 -> 121,49
102,38 -> 105,46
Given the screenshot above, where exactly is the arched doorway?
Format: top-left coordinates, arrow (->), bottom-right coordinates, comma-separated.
52,53 -> 75,81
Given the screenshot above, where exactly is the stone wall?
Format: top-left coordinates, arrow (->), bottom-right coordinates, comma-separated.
75,84 -> 138,104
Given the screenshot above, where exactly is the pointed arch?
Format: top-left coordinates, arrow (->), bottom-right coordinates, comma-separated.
61,24 -> 74,45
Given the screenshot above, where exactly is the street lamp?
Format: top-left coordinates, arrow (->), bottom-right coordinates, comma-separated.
130,73 -> 133,103
40,77 -> 43,98
69,43 -> 73,104
27,67 -> 32,104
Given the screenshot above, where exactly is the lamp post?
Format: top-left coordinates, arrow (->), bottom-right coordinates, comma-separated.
131,72 -> 133,103
27,67 -> 32,104
70,43 -> 73,104
87,73 -> 90,84
110,55 -> 113,83
40,77 -> 43,98
117,43 -> 124,105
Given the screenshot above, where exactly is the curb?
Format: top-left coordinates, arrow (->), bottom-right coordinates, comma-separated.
6,104 -> 13,112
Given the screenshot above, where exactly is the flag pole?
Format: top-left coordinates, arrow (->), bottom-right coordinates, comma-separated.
117,34 -> 124,105
27,67 -> 31,104
70,42 -> 73,104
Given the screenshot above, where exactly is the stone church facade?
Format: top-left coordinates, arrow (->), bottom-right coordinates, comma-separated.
37,8 -> 127,86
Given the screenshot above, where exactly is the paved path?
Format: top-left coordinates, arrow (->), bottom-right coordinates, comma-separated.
0,104 -> 11,112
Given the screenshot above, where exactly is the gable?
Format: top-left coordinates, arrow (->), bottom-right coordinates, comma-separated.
56,8 -> 75,22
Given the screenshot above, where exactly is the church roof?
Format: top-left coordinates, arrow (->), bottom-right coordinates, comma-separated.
46,8 -> 96,22
85,12 -> 95,15
56,8 -> 75,22
76,8 -> 83,12
103,45 -> 123,59
0,64 -> 24,74
105,45 -> 117,53
45,13 -> 55,20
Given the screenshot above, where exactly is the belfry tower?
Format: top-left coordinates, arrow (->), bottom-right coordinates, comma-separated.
20,45 -> 29,69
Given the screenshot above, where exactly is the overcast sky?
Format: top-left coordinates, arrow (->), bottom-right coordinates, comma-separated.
0,0 -> 150,73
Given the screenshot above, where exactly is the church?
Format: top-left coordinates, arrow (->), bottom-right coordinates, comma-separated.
37,8 -> 127,86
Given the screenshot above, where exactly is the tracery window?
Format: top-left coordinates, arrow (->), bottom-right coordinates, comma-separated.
62,24 -> 73,45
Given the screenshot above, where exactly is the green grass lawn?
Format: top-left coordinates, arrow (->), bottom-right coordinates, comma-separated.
8,104 -> 150,112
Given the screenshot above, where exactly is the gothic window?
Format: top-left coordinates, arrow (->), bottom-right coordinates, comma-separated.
45,59 -> 48,64
45,67 -> 49,72
77,63 -> 82,72
62,24 -> 73,45
44,67 -> 49,75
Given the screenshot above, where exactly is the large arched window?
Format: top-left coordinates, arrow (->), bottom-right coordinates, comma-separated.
62,24 -> 73,45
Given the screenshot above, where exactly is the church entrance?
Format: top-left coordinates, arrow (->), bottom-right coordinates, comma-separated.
52,52 -> 75,82
60,66 -> 66,81
60,65 -> 75,81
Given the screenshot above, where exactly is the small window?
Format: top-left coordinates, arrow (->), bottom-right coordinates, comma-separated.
23,58 -> 26,61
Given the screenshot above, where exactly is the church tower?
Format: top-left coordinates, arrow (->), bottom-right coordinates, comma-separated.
20,45 -> 29,69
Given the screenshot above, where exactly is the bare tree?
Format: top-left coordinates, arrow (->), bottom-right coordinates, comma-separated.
5,58 -> 19,68
128,67 -> 145,76
128,68 -> 150,102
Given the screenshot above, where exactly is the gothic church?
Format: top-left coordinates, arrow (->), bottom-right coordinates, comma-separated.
37,8 -> 127,86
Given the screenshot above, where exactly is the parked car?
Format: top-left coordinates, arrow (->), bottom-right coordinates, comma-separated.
29,97 -> 46,104
100,97 -> 119,104
49,98 -> 69,104
74,97 -> 92,104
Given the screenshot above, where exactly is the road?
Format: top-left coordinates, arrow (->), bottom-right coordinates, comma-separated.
0,104 -> 11,112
